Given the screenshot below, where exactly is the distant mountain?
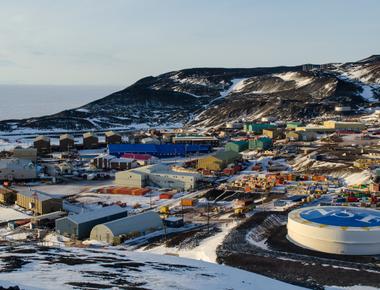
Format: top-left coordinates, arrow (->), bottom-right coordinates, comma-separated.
1,56 -> 379,133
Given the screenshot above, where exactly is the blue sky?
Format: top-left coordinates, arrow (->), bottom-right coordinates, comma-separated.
0,0 -> 379,86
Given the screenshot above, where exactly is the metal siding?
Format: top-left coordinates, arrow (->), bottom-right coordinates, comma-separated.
108,144 -> 210,157
77,211 -> 129,240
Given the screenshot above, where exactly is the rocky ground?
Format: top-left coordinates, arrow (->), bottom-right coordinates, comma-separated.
216,211 -> 380,290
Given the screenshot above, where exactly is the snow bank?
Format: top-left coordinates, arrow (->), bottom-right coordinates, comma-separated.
342,171 -> 371,186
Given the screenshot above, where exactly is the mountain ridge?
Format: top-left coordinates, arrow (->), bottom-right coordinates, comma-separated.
0,56 -> 379,133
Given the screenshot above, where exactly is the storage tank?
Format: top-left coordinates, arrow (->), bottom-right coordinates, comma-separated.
287,206 -> 380,255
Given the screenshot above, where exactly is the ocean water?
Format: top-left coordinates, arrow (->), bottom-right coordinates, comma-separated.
0,84 -> 123,121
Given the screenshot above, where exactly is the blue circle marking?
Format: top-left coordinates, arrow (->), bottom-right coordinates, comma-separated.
300,207 -> 380,227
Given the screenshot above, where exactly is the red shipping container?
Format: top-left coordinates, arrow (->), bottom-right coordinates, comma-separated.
160,193 -> 173,199
347,196 -> 359,202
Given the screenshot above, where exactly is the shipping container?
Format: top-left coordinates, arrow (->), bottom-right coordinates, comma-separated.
181,198 -> 197,207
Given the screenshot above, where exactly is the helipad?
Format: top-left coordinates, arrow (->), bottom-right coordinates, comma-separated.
287,206 -> 380,255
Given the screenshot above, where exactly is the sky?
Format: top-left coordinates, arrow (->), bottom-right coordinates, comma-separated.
0,0 -> 379,86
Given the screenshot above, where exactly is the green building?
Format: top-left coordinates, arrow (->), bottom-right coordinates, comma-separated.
197,151 -> 242,171
225,141 -> 248,153
249,137 -> 273,150
244,123 -> 276,134
286,121 -> 303,130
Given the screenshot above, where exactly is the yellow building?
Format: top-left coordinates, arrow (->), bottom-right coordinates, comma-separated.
262,128 -> 280,139
323,121 -> 365,131
16,190 -> 62,215
197,151 -> 241,171
0,187 -> 16,205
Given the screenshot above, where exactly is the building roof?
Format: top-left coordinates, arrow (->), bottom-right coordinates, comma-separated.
121,153 -> 153,161
95,153 -> 115,160
105,131 -> 120,137
213,150 -> 241,162
108,144 -> 210,156
64,205 -> 128,225
16,190 -> 57,201
34,135 -> 50,142
83,132 -> 97,139
0,158 -> 35,169
129,164 -> 198,178
94,211 -> 163,236
227,140 -> 248,146
250,136 -> 273,143
173,135 -> 217,140
60,134 -> 74,141
110,158 -> 135,163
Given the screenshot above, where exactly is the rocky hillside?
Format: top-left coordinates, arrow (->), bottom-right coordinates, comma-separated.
1,56 -> 379,133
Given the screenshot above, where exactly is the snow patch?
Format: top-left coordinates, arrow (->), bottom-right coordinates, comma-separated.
274,72 -> 314,88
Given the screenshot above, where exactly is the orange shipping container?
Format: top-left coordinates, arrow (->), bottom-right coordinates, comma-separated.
181,198 -> 197,207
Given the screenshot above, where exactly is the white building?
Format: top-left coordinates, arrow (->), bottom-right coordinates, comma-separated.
0,158 -> 37,180
115,164 -> 200,191
90,211 -> 163,244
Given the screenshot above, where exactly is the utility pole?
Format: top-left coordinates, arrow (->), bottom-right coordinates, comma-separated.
164,223 -> 168,245
207,201 -> 210,233
181,199 -> 184,220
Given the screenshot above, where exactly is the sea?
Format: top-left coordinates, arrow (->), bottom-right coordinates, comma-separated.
0,84 -> 123,121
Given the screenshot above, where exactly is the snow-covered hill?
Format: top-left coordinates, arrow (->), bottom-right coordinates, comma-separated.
0,244 -> 307,290
0,55 -> 379,133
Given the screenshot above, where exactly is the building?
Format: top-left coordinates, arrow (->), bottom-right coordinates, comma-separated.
121,153 -> 158,166
163,216 -> 184,228
373,168 -> 380,183
12,148 -> 37,162
197,151 -> 242,171
369,183 -> 380,192
34,135 -> 51,155
0,187 -> 16,205
225,122 -> 243,129
108,144 -> 211,158
105,131 -> 122,144
287,206 -> 380,255
115,164 -> 199,191
244,123 -> 276,134
335,106 -> 351,113
323,121 -> 366,132
262,128 -> 280,139
16,190 -> 62,215
172,135 -> 219,147
286,122 -> 303,130
92,154 -> 115,170
83,132 -> 98,149
224,141 -> 248,153
59,134 -> 75,152
286,131 -> 317,142
89,211 -> 163,244
55,205 -> 129,240
44,162 -> 73,177
0,158 -> 37,181
248,137 -> 273,150
109,158 -> 138,170
295,126 -> 335,133
92,154 -> 138,170
141,137 -> 161,145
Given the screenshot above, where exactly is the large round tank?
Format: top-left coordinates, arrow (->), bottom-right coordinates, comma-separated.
287,206 -> 380,255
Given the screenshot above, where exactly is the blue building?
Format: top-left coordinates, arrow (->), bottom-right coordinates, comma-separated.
108,144 -> 211,158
